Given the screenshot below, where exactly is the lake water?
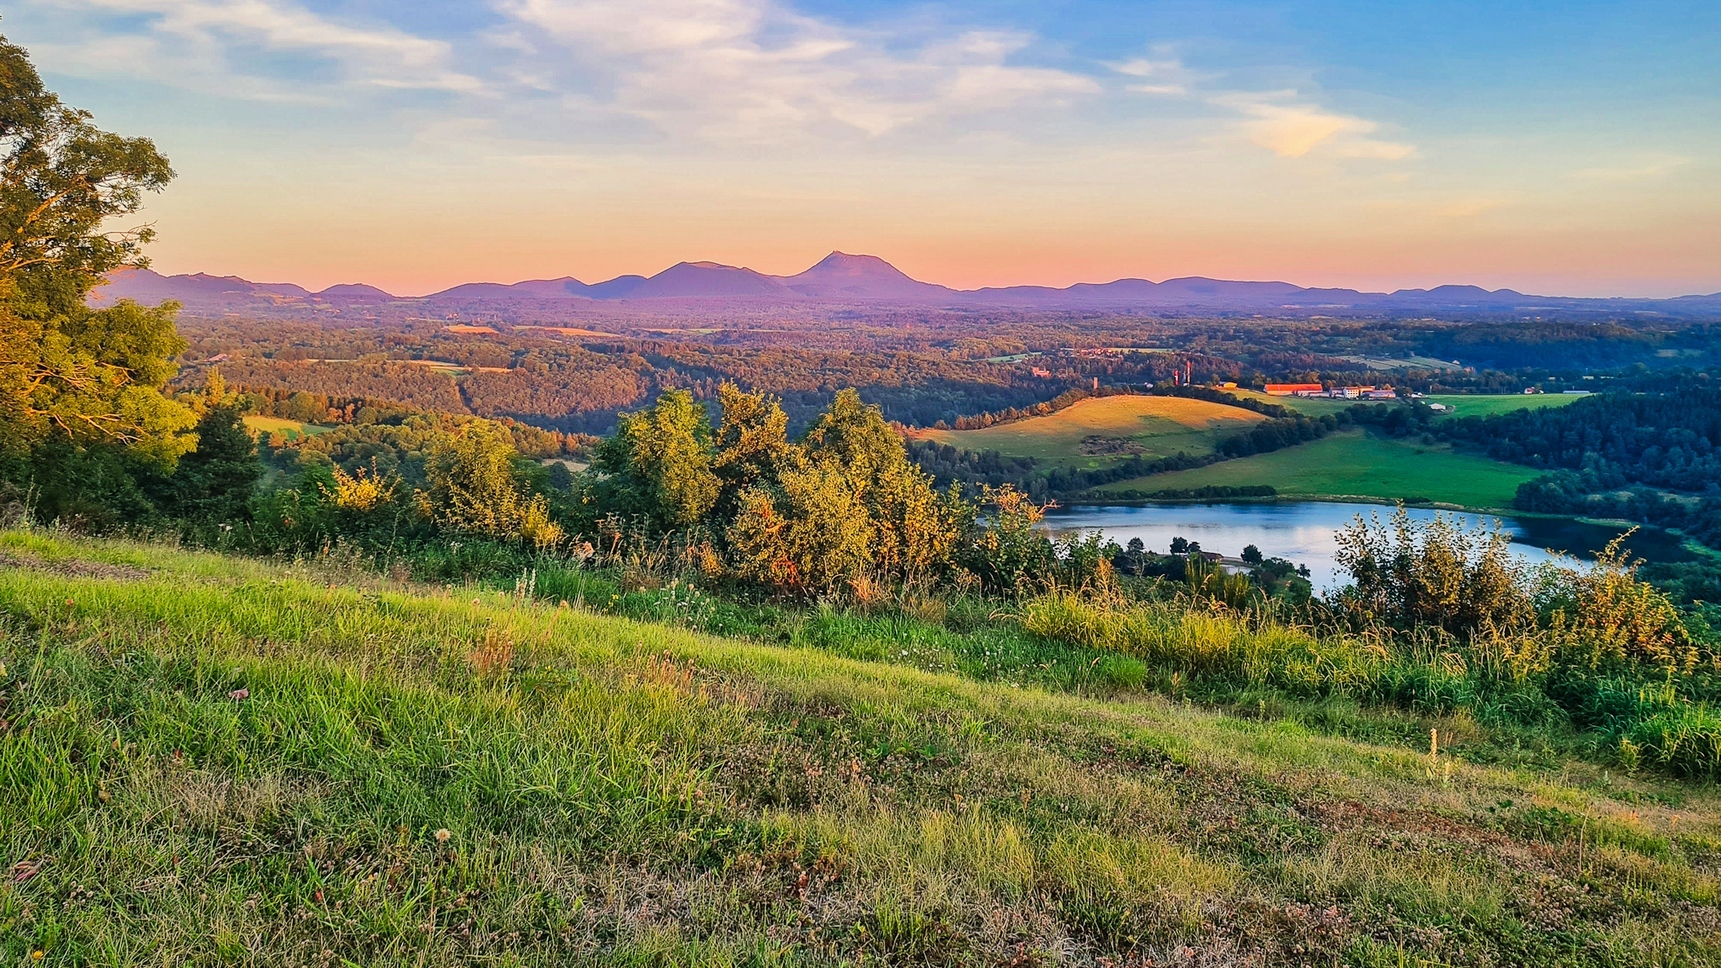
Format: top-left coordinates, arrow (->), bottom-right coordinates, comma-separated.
1042,501 -> 1687,594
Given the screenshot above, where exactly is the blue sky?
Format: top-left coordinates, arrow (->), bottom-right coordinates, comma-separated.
6,0 -> 1718,295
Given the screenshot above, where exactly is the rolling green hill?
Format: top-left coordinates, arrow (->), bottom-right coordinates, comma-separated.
3,530 -> 1718,965
906,395 -> 1264,468
1100,430 -> 1542,509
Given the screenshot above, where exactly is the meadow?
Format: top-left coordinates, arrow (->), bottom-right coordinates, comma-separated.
1422,394 -> 1585,418
241,416 -> 329,441
907,395 -> 1264,469
1223,391 -> 1580,422
4,529 -> 1721,966
1099,430 -> 1542,509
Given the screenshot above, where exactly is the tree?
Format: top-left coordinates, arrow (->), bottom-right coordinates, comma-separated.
419,421 -> 562,549
1333,507 -> 1534,638
711,382 -> 789,514
1241,544 -> 1263,565
156,404 -> 262,523
800,389 -> 958,583
0,34 -> 191,462
1170,536 -> 1189,555
595,388 -> 719,530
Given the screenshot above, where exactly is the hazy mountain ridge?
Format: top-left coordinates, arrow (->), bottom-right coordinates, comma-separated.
95,253 -> 1721,317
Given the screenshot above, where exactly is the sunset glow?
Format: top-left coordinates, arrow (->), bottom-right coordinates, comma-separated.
9,0 -> 1719,296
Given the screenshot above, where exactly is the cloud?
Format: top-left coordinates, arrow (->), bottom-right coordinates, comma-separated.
1215,92 -> 1414,161
1112,54 -> 1187,96
496,0 -> 1098,139
35,0 -> 482,96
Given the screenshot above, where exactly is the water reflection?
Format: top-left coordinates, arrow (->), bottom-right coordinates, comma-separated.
1041,502 -> 1668,594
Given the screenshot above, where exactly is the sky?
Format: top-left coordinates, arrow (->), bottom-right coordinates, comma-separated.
6,0 -> 1720,297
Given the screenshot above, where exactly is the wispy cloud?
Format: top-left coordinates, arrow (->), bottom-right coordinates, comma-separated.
1214,91 -> 1415,161
497,0 -> 1098,139
34,0 -> 481,97
1112,55 -> 1187,96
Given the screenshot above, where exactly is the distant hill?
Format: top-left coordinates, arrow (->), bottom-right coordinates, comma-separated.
783,251 -> 956,301
93,254 -> 1721,318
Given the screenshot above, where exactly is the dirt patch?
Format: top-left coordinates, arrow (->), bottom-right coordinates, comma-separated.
1080,435 -> 1147,456
0,550 -> 152,581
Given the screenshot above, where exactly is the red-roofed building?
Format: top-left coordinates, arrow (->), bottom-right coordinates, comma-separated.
1264,383 -> 1323,396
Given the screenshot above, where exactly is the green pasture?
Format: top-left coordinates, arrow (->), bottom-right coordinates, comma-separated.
1099,429 -> 1542,509
242,415 -> 330,440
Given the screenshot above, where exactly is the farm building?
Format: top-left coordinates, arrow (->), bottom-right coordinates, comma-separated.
1265,383 -> 1323,396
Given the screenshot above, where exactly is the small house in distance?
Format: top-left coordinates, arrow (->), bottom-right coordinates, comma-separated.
1265,383 -> 1323,396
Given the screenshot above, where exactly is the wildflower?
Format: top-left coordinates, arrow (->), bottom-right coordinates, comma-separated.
434,828 -> 451,844
229,688 -> 250,701
32,951 -> 44,961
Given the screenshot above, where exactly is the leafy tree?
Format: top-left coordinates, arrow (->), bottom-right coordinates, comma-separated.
595,388 -> 719,530
727,459 -> 873,592
1333,507 -> 1534,638
711,382 -> 789,514
155,404 -> 261,523
419,421 -> 562,550
1170,536 -> 1189,555
1241,544 -> 1264,565
960,484 -> 1057,594
801,389 -> 958,583
0,34 -> 191,463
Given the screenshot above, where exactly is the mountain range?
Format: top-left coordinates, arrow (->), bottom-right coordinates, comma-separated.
93,251 -> 1721,317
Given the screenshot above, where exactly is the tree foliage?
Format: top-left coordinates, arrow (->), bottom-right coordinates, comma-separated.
0,34 -> 190,461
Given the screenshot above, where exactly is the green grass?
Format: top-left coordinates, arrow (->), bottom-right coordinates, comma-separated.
906,395 -> 1264,469
1098,429 -> 1542,509
242,416 -> 330,440
1224,389 -> 1364,418
3,530 -> 1721,966
1423,394 -> 1585,418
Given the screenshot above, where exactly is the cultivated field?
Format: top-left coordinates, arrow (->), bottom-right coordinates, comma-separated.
3,530 -> 1719,966
1100,429 -> 1542,509
908,395 -> 1264,468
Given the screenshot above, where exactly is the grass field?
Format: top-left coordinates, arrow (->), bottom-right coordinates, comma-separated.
2,530 -> 1719,965
1226,390 -> 1583,422
908,395 -> 1264,468
1100,429 -> 1542,509
1423,393 -> 1585,418
1223,389 -> 1362,418
241,416 -> 329,440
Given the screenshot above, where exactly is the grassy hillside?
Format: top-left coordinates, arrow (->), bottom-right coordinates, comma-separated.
3,531 -> 1719,966
907,396 -> 1264,469
1099,430 -> 1542,509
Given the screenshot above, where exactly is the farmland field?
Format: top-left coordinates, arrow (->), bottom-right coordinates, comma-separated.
1423,393 -> 1585,418
907,394 -> 1264,468
1098,429 -> 1542,509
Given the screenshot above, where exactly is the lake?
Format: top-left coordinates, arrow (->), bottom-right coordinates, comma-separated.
1041,501 -> 1688,594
